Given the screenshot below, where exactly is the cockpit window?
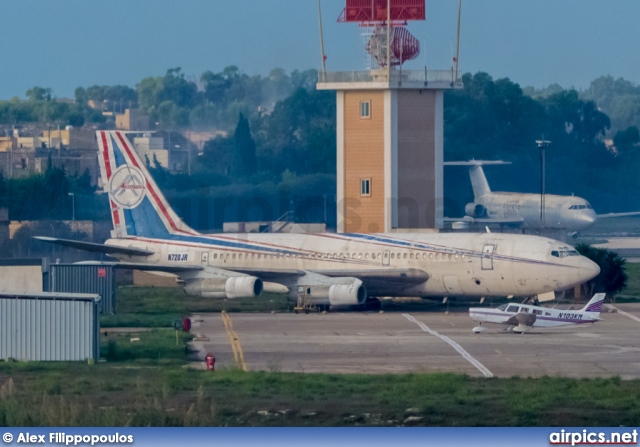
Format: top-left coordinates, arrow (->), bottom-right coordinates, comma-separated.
506,305 -> 520,313
497,304 -> 508,311
551,247 -> 580,258
569,204 -> 593,210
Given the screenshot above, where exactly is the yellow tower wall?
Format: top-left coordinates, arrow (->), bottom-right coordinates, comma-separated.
343,90 -> 385,233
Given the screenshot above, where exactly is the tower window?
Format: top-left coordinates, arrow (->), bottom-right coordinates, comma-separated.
360,178 -> 371,196
360,100 -> 371,118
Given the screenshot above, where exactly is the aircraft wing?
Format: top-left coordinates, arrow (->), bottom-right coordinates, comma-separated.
72,261 -> 203,273
505,312 -> 537,328
443,216 -> 524,225
230,267 -> 429,285
34,236 -> 155,257
312,268 -> 429,285
597,211 -> 640,219
222,267 -> 305,279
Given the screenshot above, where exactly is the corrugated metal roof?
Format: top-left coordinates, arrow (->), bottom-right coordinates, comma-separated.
0,291 -> 100,301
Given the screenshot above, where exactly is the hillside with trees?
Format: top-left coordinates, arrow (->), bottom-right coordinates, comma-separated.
2,67 -> 640,229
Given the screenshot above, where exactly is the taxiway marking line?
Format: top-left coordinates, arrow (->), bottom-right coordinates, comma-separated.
606,304 -> 640,323
221,311 -> 247,371
403,313 -> 494,378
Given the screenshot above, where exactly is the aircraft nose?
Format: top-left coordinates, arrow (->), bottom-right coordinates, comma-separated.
580,257 -> 600,282
573,211 -> 596,230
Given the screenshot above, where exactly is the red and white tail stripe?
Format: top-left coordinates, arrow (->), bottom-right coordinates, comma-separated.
97,131 -> 199,238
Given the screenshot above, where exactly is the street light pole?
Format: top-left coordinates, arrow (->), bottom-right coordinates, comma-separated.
535,138 -> 551,229
68,192 -> 75,221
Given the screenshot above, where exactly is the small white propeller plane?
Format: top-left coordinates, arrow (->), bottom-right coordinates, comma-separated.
469,293 -> 605,333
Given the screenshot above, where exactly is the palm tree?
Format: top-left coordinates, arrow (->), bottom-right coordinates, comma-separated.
575,243 -> 627,299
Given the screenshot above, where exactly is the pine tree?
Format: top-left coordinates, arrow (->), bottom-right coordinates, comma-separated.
232,113 -> 256,177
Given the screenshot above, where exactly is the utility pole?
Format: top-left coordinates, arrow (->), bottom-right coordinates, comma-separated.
536,138 -> 551,228
68,192 -> 75,221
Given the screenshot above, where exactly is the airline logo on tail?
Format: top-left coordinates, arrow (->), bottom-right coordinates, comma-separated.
110,165 -> 146,209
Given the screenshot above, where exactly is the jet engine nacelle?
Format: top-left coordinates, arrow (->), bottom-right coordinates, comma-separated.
465,202 -> 487,218
304,279 -> 367,306
184,276 -> 263,299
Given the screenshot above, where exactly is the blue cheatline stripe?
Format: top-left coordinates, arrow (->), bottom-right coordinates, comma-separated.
344,233 -> 565,267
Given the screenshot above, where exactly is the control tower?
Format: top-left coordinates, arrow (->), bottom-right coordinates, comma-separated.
317,0 -> 462,233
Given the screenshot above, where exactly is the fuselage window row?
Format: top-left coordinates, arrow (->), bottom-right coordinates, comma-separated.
203,251 -> 467,263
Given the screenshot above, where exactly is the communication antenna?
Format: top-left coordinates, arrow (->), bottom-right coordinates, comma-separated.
317,0 -> 327,75
454,0 -> 462,80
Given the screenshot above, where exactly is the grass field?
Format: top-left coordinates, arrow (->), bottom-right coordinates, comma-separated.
617,263 -> 640,300
3,265 -> 640,427
2,361 -> 640,427
101,287 -> 289,327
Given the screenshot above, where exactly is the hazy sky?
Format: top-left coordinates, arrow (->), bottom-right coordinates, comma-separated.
1,0 -> 638,99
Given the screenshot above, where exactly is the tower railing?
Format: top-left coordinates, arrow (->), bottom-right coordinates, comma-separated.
317,69 -> 461,85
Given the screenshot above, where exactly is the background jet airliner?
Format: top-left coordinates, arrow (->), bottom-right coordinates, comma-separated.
469,293 -> 605,333
444,161 -> 640,232
36,132 -> 599,307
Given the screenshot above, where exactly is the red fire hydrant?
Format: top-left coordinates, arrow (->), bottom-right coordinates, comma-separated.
205,353 -> 216,371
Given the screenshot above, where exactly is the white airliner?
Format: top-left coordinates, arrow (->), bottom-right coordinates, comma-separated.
444,161 -> 640,232
36,132 -> 599,307
469,293 -> 605,333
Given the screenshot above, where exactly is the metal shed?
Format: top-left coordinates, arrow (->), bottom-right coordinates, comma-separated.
0,292 -> 101,362
44,263 -> 116,314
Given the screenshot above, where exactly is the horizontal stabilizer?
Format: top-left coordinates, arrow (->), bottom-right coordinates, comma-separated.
34,236 -> 154,257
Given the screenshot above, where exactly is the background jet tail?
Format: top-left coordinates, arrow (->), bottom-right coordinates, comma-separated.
580,293 -> 606,318
468,165 -> 491,199
97,131 -> 199,239
443,160 -> 511,200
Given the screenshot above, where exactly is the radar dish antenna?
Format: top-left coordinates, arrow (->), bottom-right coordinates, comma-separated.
338,0 -> 426,69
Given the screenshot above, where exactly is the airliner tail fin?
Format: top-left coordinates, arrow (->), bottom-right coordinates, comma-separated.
96,131 -> 198,239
